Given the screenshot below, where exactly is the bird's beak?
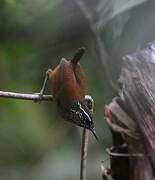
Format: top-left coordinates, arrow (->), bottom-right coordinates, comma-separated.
91,128 -> 99,142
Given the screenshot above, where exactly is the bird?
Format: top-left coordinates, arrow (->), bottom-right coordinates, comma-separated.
39,48 -> 98,140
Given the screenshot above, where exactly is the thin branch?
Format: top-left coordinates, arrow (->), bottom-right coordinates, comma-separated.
80,95 -> 94,180
80,128 -> 89,180
0,91 -> 53,101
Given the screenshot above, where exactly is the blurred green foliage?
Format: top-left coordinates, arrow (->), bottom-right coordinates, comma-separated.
0,0 -> 155,179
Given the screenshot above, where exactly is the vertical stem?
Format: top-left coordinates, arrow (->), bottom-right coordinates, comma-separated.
80,128 -> 90,180
80,95 -> 94,180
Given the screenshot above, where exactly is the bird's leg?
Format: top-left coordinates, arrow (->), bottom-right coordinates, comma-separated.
39,71 -> 50,95
35,70 -> 50,102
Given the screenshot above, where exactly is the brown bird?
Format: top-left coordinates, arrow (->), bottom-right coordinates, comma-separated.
38,48 -> 98,140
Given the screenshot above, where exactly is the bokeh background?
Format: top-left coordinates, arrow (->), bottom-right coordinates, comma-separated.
0,0 -> 155,179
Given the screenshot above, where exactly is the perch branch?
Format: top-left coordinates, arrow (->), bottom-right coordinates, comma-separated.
0,91 -> 53,101
80,95 -> 94,180
80,128 -> 90,180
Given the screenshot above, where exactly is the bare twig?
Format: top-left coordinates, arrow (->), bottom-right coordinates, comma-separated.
0,91 -> 53,101
80,95 -> 94,180
80,128 -> 90,180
